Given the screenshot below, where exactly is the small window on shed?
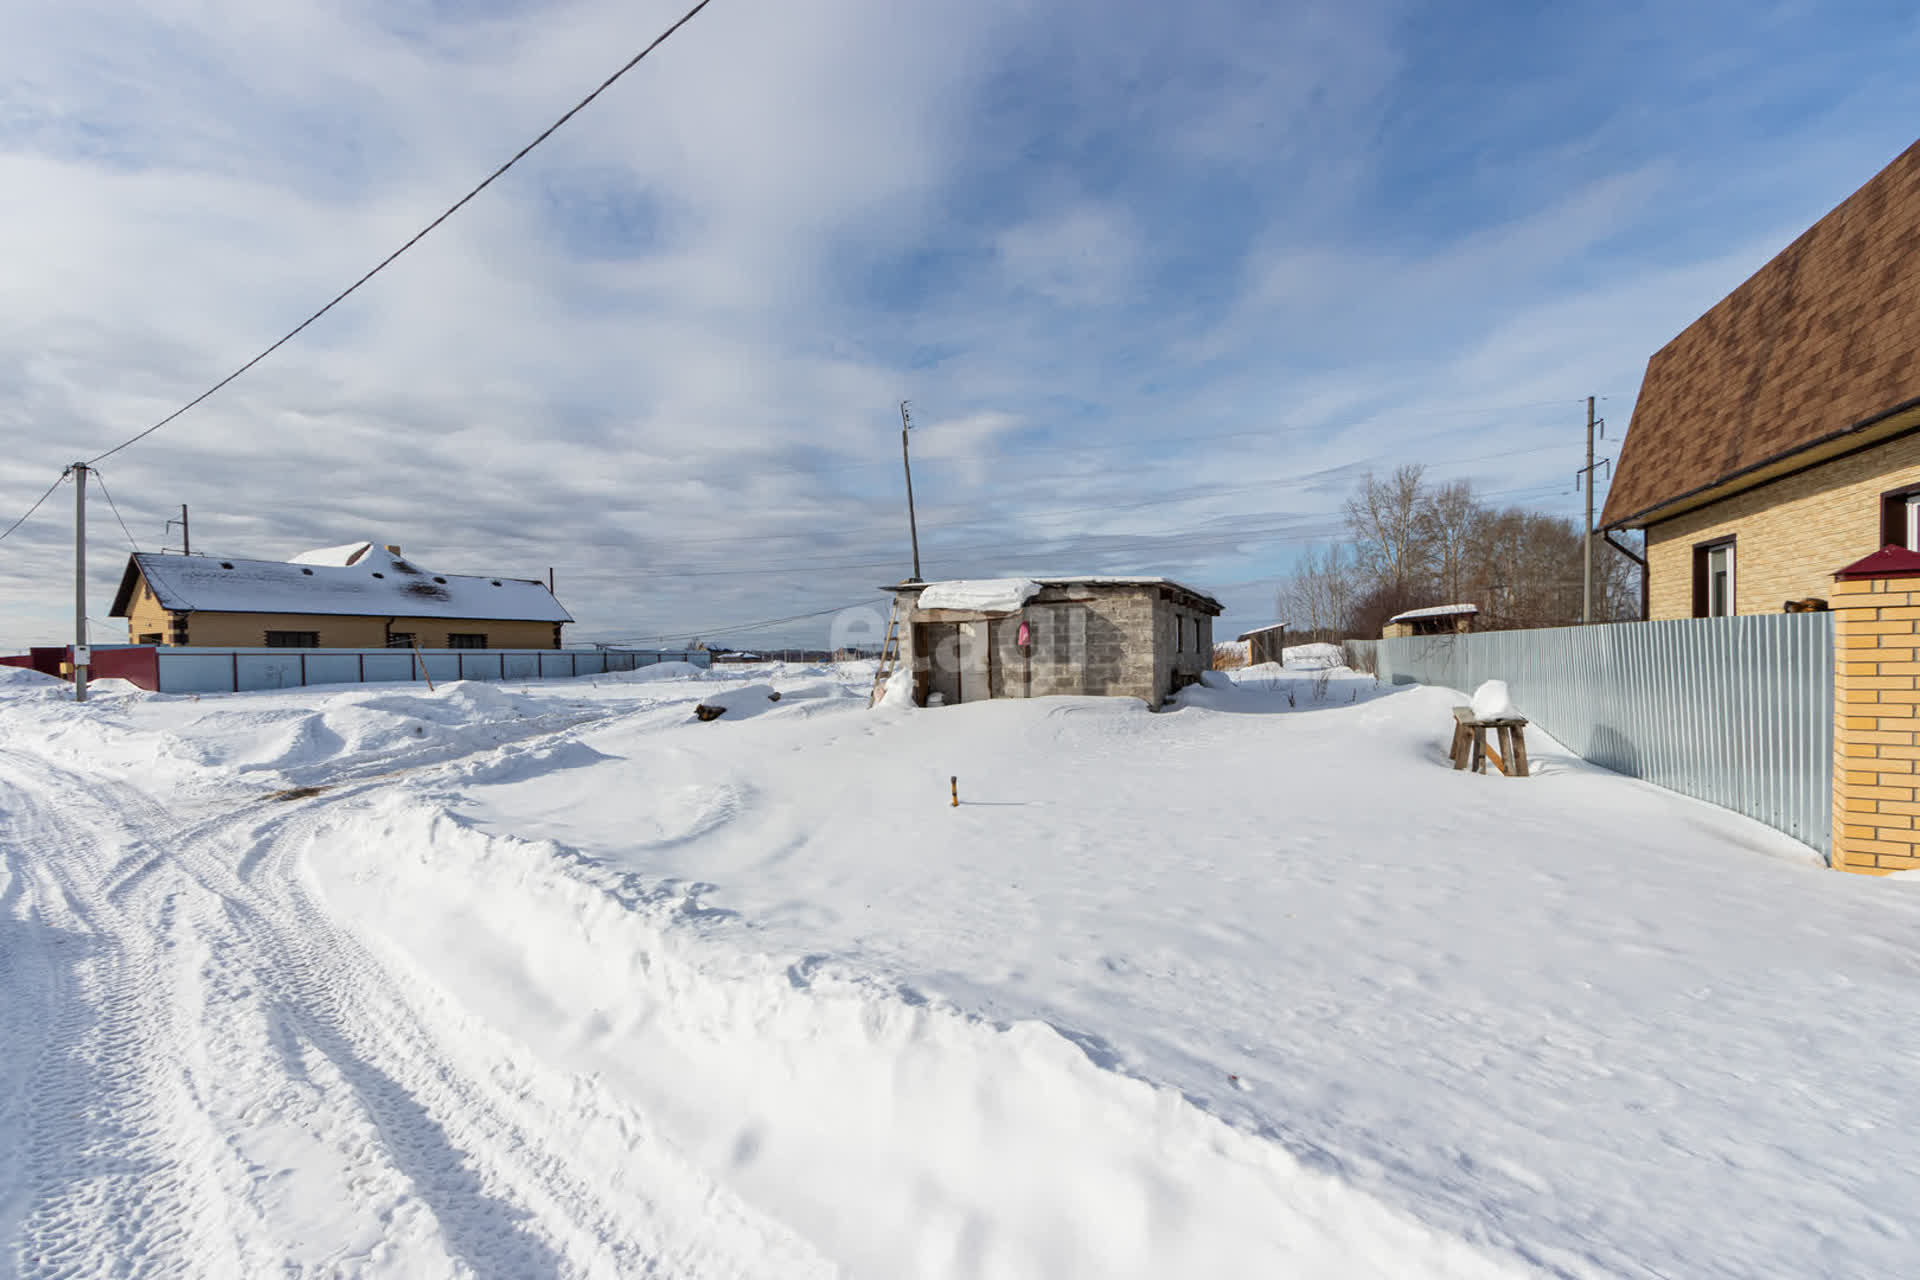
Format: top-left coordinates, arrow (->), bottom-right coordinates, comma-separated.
386,633 -> 415,649
447,633 -> 488,649
138,633 -> 162,645
264,631 -> 319,647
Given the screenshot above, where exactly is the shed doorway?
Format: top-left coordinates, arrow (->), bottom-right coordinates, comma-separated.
918,620 -> 993,705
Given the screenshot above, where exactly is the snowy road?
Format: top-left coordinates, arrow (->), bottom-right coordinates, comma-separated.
0,694 -> 833,1278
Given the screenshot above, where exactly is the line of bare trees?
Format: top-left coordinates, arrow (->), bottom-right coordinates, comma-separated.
1284,465 -> 1643,639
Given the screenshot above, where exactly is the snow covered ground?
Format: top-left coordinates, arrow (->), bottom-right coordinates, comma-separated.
3,656 -> 1919,1277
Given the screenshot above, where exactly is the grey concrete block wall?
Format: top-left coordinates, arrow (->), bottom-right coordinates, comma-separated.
892,581 -> 1218,710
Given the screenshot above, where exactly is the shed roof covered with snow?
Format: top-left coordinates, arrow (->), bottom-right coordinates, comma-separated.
889,575 -> 1223,616
1386,603 -> 1479,624
110,542 -> 572,623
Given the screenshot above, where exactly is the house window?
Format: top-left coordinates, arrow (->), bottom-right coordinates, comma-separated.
265,631 -> 319,647
386,633 -> 415,649
447,633 -> 488,649
1691,538 -> 1735,617
1176,615 -> 1185,653
1880,487 -> 1920,551
138,633 -> 162,645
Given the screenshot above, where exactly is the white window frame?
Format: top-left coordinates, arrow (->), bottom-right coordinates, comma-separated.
1706,542 -> 1735,617
1904,494 -> 1920,551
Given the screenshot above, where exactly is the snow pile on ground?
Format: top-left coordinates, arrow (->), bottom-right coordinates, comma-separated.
314,791 -> 1515,1279
914,578 -> 1041,612
1470,679 -> 1517,719
597,660 -> 708,683
7,659 -> 1920,1275
1282,641 -> 1345,668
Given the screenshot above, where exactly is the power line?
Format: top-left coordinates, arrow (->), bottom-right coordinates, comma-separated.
83,0 -> 717,468
594,597 -> 880,646
0,474 -> 68,546
91,470 -> 142,553
568,479 -> 1570,583
588,438 -> 1583,559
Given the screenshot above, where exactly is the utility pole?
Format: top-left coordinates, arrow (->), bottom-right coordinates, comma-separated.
899,400 -> 922,583
71,463 -> 90,702
165,504 -> 190,555
1583,395 -> 1595,624
1575,396 -> 1610,625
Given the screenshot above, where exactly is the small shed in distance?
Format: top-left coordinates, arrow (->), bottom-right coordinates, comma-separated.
1236,622 -> 1287,666
888,576 -> 1222,710
1382,603 -> 1479,638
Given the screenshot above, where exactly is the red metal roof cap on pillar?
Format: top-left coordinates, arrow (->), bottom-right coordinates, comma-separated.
1834,544 -> 1920,579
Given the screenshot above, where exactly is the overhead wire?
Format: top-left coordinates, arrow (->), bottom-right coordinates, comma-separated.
0,473 -> 69,547
91,470 -> 142,553
592,598 -> 881,646
81,0 -> 716,468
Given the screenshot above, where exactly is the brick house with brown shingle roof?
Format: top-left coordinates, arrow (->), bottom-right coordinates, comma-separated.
1602,138 -> 1920,620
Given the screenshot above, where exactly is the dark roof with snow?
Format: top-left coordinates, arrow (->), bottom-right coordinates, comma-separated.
109,542 -> 573,622
1603,138 -> 1920,529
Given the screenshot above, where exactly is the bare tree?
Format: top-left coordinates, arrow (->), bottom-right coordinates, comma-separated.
1344,465 -> 1433,596
1281,543 -> 1357,635
1419,479 -> 1476,606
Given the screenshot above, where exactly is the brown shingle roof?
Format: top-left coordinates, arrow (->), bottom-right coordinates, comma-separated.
1602,138 -> 1920,529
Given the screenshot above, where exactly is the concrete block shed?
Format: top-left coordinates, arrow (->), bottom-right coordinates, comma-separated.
888,577 -> 1222,710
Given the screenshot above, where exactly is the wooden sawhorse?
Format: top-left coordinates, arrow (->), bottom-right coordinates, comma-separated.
1450,706 -> 1530,777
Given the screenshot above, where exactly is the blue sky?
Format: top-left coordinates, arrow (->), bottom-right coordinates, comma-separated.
2,0 -> 1918,649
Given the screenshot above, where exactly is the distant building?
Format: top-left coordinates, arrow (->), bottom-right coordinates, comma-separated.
887,576 -> 1222,711
109,541 -> 572,650
1236,622 -> 1287,666
1382,603 -> 1478,638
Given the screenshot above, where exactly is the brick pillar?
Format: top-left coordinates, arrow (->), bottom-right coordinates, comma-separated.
1832,547 -> 1920,874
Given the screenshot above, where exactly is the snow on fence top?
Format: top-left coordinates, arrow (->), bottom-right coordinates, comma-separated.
1386,603 -> 1480,624
114,543 -> 573,623
913,579 -> 1043,613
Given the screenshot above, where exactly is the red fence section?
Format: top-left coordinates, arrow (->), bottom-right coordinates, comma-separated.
0,647 -> 161,689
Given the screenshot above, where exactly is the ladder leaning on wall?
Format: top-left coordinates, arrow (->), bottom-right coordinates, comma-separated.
869,602 -> 901,707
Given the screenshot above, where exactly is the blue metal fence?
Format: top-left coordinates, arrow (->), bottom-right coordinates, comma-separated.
1378,614 -> 1834,858
152,647 -> 709,695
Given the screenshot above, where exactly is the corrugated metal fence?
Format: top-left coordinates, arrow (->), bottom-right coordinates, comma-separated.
150,646 -> 709,695
1378,615 -> 1834,857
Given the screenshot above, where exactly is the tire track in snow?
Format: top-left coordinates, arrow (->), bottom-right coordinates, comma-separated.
0,706 -> 831,1278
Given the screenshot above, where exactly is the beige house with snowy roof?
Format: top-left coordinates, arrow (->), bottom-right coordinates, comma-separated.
109,541 -> 571,650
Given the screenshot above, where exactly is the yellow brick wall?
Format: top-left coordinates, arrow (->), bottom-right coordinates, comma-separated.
126,609 -> 561,649
1645,430 -> 1920,619
1831,575 -> 1920,875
